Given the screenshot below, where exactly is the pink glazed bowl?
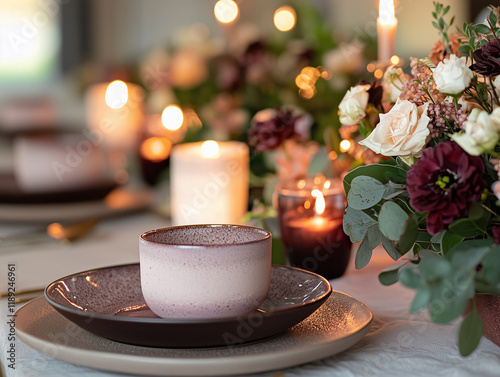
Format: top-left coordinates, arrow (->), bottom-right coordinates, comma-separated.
139,225 -> 272,319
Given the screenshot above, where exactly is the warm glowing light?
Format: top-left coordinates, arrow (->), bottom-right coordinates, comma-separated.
47,223 -> 64,239
295,74 -> 312,90
379,0 -> 396,25
340,139 -> 352,152
324,180 -> 331,189
367,63 -> 376,73
313,191 -> 326,215
140,137 -> 172,162
390,55 -> 400,65
274,6 -> 296,32
374,68 -> 384,79
328,151 -> 338,160
201,140 -> 220,158
105,80 -> 128,109
214,0 -> 239,24
304,200 -> 311,209
299,87 -> 316,99
297,179 -> 306,189
161,105 -> 184,131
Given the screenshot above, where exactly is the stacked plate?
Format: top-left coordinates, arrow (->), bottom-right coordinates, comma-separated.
16,264 -> 373,376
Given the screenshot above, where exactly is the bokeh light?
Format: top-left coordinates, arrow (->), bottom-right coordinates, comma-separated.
274,6 -> 296,32
105,80 -> 128,109
161,105 -> 184,131
140,137 -> 172,162
214,0 -> 239,24
340,139 -> 352,153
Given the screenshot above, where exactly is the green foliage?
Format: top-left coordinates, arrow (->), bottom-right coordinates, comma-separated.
459,305 -> 484,357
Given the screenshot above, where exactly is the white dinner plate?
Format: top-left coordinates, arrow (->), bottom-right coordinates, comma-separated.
16,292 -> 373,376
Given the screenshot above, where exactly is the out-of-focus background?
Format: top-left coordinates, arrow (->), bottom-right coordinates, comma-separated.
0,0 -> 491,213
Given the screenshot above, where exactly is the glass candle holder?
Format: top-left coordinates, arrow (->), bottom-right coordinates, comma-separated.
277,177 -> 352,280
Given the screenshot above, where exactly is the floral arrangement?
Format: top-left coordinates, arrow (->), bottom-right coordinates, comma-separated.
340,3 -> 500,356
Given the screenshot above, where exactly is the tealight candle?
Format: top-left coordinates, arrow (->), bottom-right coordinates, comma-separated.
377,0 -> 398,63
170,140 -> 249,225
278,177 -> 352,279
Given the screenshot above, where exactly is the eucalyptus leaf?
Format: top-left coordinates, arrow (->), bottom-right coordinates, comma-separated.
379,201 -> 408,241
355,225 -> 383,269
399,267 -> 421,289
343,206 -> 377,243
383,189 -> 405,200
448,218 -> 485,238
343,164 -> 407,195
378,261 -> 409,286
380,236 -> 400,261
446,239 -> 492,270
430,230 -> 445,244
440,232 -> 464,256
420,257 -> 452,281
459,307 -> 484,357
347,176 -> 385,210
396,214 -> 419,255
410,287 -> 432,312
428,270 -> 474,324
355,237 -> 373,270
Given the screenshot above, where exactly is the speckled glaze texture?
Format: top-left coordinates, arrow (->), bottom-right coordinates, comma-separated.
44,264 -> 333,348
139,225 -> 272,319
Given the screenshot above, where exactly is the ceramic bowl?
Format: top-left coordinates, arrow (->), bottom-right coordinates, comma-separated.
139,225 -> 272,319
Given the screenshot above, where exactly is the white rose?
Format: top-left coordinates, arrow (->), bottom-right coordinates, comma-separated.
359,99 -> 430,158
451,108 -> 499,155
431,54 -> 473,95
383,65 -> 408,102
338,84 -> 370,126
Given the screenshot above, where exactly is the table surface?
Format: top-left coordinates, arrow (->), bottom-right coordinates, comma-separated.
1,210 -> 499,377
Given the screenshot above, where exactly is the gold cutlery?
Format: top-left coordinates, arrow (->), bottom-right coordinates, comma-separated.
0,218 -> 99,250
0,287 -> 45,304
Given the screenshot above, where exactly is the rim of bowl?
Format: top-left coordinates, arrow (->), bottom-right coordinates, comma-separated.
140,224 -> 272,248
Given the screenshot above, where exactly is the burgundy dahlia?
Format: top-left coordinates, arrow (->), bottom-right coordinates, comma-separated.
406,141 -> 486,235
469,38 -> 500,77
248,107 -> 302,152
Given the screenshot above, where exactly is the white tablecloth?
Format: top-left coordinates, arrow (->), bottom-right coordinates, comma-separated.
1,212 -> 499,377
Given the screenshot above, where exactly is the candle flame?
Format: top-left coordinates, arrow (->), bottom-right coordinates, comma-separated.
312,190 -> 326,215
162,105 -> 184,131
140,137 -> 172,162
105,80 -> 128,109
201,140 -> 220,158
379,0 -> 396,25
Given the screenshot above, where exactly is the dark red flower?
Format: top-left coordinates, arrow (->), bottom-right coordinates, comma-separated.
469,39 -> 500,77
406,141 -> 486,235
358,81 -> 384,111
248,107 -> 302,152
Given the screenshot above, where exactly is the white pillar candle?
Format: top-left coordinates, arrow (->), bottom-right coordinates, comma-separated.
377,0 -> 398,63
171,140 -> 249,225
85,80 -> 145,151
